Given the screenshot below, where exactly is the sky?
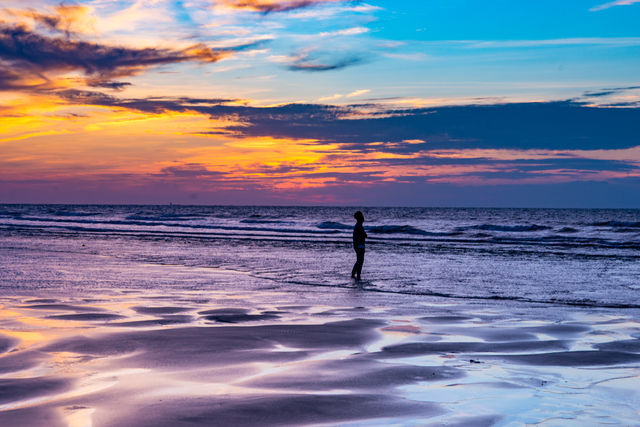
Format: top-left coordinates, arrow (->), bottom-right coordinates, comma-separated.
1,0 -> 639,207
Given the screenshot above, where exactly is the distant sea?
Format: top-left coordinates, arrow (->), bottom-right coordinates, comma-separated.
1,205 -> 639,308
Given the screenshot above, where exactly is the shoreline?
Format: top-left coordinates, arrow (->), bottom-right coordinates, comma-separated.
1,284 -> 640,426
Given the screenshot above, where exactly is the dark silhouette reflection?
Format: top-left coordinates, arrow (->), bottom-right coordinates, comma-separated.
351,211 -> 367,281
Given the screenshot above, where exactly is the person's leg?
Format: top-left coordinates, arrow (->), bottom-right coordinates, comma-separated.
351,249 -> 359,278
355,249 -> 365,279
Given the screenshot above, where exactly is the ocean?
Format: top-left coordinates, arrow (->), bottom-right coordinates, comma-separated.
2,204 -> 640,426
2,204 -> 639,308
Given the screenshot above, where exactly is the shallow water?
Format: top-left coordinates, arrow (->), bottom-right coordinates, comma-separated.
0,285 -> 639,426
1,205 -> 640,307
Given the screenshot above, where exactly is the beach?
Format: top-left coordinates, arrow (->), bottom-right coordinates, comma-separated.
2,274 -> 640,425
1,205 -> 640,426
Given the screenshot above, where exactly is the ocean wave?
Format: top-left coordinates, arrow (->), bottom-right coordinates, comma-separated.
590,221 -> 640,228
0,223 -> 352,245
246,213 -> 291,219
317,222 -> 458,236
0,211 -> 22,218
612,228 -> 640,233
50,210 -> 99,217
3,216 -> 343,235
468,224 -> 551,232
125,213 -> 203,221
3,221 -> 640,252
317,221 -> 352,230
240,219 -> 292,224
557,227 -> 579,233
368,225 -> 459,236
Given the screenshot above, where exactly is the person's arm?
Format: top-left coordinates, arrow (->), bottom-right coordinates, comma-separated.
357,224 -> 366,243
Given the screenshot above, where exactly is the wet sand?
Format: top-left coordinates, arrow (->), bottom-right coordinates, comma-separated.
1,288 -> 640,426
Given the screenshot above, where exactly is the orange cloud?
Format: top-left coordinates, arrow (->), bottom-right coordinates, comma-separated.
0,15 -> 251,93
2,5 -> 96,35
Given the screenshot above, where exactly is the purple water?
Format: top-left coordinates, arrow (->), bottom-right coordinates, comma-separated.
1,205 -> 639,308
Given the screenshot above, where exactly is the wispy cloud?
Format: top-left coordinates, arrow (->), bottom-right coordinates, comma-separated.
590,0 -> 640,11
317,26 -> 369,37
578,86 -> 640,107
317,89 -> 369,101
284,3 -> 381,19
85,79 -> 133,91
346,89 -> 370,98
54,90 -> 238,114
219,0 -> 346,13
582,86 -> 640,97
158,163 -> 227,178
287,51 -> 365,71
317,93 -> 344,101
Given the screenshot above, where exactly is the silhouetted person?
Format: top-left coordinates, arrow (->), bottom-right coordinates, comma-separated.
351,211 -> 367,280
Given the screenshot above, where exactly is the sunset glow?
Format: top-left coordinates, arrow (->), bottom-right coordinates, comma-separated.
1,0 -> 639,206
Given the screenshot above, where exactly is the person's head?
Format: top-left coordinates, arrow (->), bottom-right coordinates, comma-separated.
354,211 -> 364,223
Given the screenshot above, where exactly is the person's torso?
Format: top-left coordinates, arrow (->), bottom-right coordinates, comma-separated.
353,223 -> 366,248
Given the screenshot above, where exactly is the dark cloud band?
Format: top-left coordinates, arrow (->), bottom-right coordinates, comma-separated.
55,89 -> 640,152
